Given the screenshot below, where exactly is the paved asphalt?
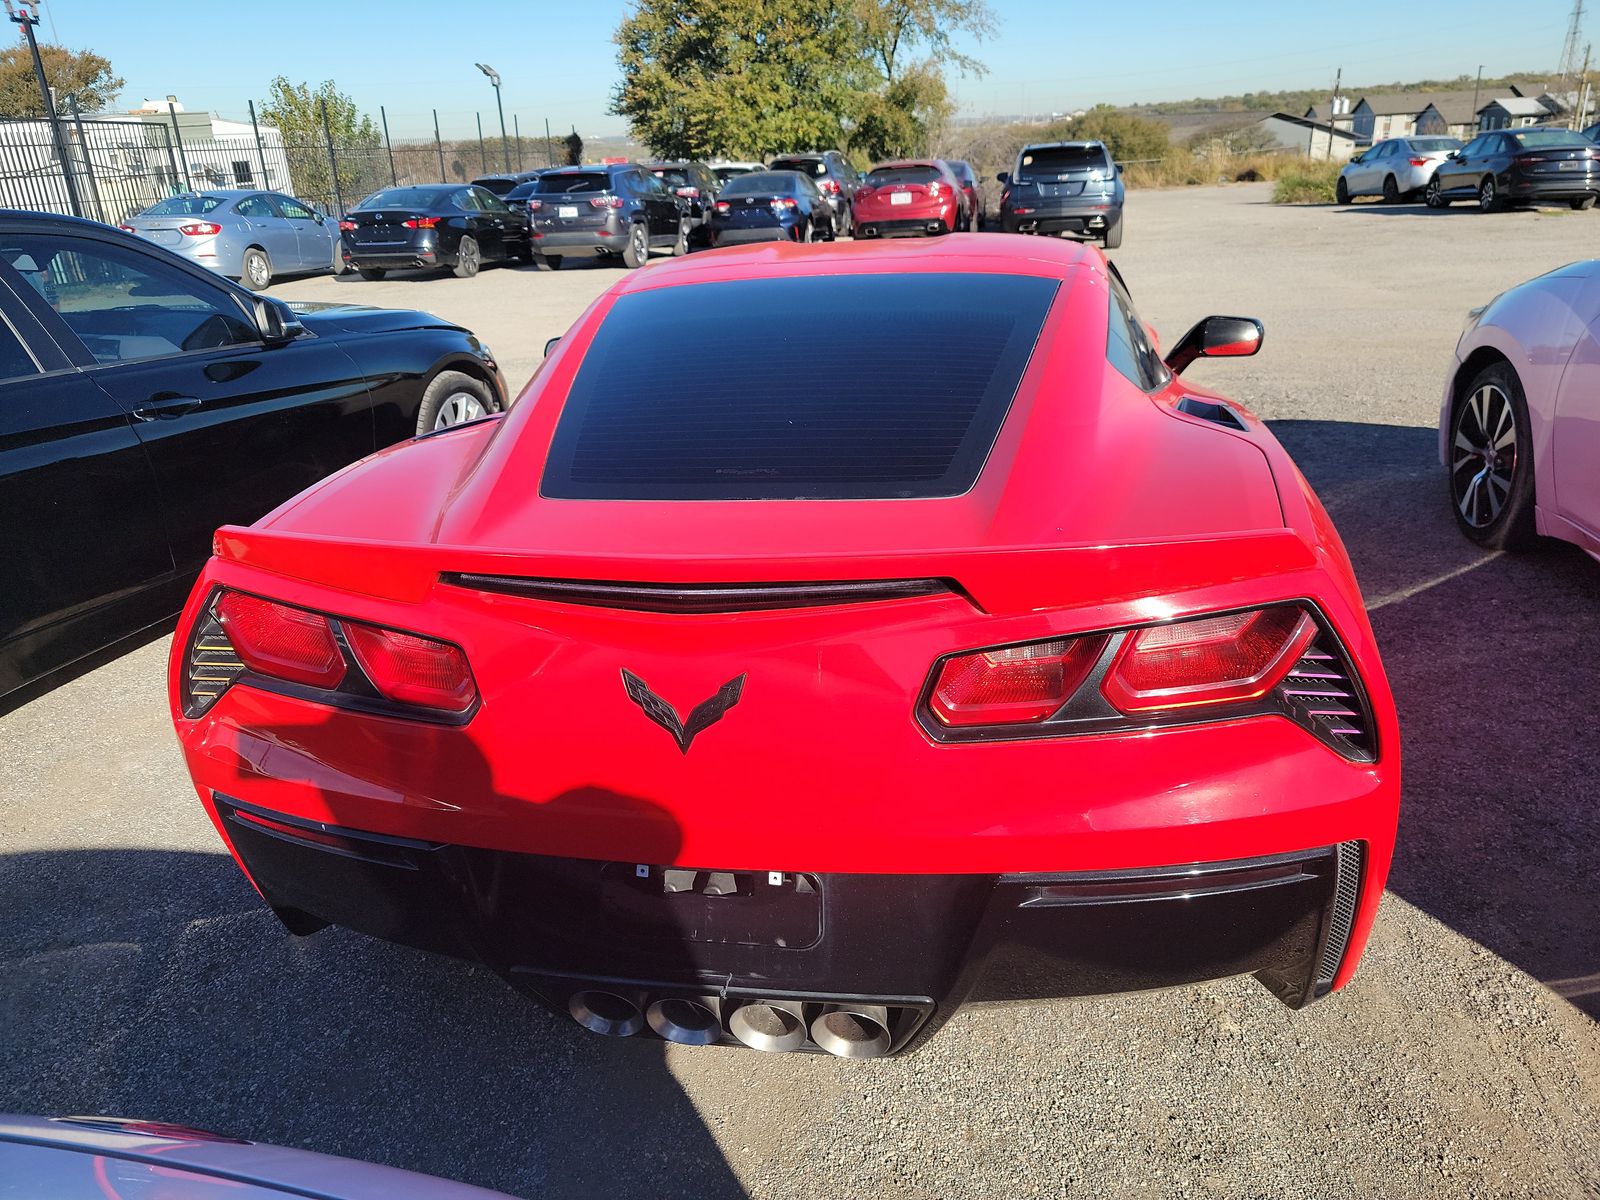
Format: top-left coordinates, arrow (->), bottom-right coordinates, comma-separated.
2,184 -> 1597,1198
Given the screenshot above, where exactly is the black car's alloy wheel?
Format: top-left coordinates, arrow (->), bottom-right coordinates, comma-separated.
623,222 -> 649,269
453,236 -> 481,279
1424,177 -> 1446,208
416,370 -> 496,435
1571,195 -> 1596,210
1449,363 -> 1536,548
674,219 -> 690,256
1478,177 -> 1501,212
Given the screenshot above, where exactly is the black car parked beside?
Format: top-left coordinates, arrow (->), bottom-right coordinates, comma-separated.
0,211 -> 507,702
471,170 -> 547,196
648,161 -> 721,247
1426,127 -> 1600,210
997,140 -> 1125,248
707,170 -> 835,245
341,184 -> 531,280
767,151 -> 861,236
529,164 -> 689,270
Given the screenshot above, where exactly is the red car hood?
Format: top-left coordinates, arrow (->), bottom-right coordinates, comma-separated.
221,257 -> 1296,616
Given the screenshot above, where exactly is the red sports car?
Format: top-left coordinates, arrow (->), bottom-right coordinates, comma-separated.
169,236 -> 1399,1059
852,159 -> 966,237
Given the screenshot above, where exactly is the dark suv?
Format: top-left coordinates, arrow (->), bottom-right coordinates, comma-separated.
529,164 -> 689,270
768,151 -> 861,236
997,140 -> 1124,248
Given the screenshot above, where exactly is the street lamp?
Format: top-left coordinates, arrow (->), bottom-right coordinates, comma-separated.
4,0 -> 81,216
475,62 -> 511,173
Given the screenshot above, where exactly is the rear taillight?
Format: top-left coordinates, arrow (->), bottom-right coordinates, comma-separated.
1100,606 -> 1315,713
338,219 -> 357,231
676,186 -> 700,198
216,592 -> 345,690
184,589 -> 478,721
820,179 -> 840,195
590,195 -> 624,209
528,199 -> 543,211
179,222 -> 222,237
770,197 -> 797,209
856,185 -> 875,198
919,604 -> 1374,760
117,223 -> 135,232
929,637 -> 1108,726
344,623 -> 476,714
1408,157 -> 1429,167
927,182 -> 943,197
715,200 -> 730,213
403,216 -> 440,228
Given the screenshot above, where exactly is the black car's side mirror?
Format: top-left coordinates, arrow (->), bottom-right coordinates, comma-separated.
996,171 -> 1010,184
254,298 -> 304,345
1445,152 -> 1459,161
544,336 -> 561,357
1165,316 -> 1263,375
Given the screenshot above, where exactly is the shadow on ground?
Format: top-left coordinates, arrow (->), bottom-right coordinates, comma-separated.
1272,418 -> 1600,1017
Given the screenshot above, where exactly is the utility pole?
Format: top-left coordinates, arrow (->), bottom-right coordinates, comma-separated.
1577,44 -> 1594,129
1310,67 -> 1340,160
544,117 -> 553,167
433,108 -> 446,182
475,63 -> 511,173
1471,65 -> 1483,135
1560,0 -> 1588,87
5,0 -> 82,216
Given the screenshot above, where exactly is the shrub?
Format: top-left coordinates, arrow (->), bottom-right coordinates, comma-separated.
1271,160 -> 1343,204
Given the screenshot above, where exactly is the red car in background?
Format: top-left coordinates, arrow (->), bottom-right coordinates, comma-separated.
852,159 -> 968,237
169,236 -> 1399,1060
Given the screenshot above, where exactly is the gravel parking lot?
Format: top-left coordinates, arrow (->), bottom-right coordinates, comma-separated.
3,184 -> 1598,1198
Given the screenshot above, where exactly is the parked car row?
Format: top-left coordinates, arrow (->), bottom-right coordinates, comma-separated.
1338,128 -> 1600,211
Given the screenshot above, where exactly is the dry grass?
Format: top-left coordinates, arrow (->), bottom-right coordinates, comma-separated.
1269,160 -> 1344,205
1120,152 -> 1339,193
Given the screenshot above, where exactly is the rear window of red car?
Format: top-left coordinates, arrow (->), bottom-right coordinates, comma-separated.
542,273 -> 1058,500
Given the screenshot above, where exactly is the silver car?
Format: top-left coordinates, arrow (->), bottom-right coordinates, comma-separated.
121,189 -> 343,289
1336,137 -> 1463,204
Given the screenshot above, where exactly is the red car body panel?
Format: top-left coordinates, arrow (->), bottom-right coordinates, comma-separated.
170,235 -> 1399,1051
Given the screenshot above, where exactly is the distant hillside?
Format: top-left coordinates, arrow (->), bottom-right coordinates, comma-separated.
1128,71 -> 1556,119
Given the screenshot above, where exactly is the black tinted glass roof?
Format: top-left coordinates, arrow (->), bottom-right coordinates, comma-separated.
536,171 -> 612,193
721,172 -> 803,196
542,273 -> 1058,500
1017,145 -> 1106,175
355,186 -> 453,209
770,157 -> 829,176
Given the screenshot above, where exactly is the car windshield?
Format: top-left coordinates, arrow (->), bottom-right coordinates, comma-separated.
543,272 -> 1060,501
866,166 -> 942,186
355,187 -> 450,210
770,158 -> 828,176
1409,138 -> 1462,152
141,195 -> 225,216
1016,146 -> 1106,176
1512,129 -> 1591,148
536,172 -> 612,194
719,173 -> 800,197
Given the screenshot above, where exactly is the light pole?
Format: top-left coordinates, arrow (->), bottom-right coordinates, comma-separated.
4,0 -> 81,216
475,62 -> 511,173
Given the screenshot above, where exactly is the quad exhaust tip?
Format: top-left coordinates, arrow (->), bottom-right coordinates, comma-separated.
568,989 -> 645,1038
646,996 -> 722,1046
729,999 -> 809,1054
809,1003 -> 893,1059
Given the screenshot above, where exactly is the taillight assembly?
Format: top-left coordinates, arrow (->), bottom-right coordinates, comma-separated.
820,179 -> 841,195
182,589 -> 478,721
589,195 -> 625,209
856,185 -> 875,198
770,197 -> 798,209
927,182 -> 943,197
402,216 -> 440,229
676,186 -> 700,198
338,219 -> 357,231
179,222 -> 222,237
919,603 -> 1375,761
118,223 -> 135,232
528,199 -> 543,211
1408,157 -> 1429,167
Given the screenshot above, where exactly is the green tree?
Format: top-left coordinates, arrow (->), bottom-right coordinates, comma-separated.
258,77 -> 380,209
849,0 -> 992,160
0,41 -> 122,116
612,0 -> 861,159
1042,106 -> 1171,164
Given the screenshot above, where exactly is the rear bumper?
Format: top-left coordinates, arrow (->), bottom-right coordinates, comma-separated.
709,224 -> 799,245
347,247 -> 441,269
1001,203 -> 1119,235
211,790 -> 1365,1054
855,216 -> 951,237
1505,172 -> 1600,200
532,228 -> 624,253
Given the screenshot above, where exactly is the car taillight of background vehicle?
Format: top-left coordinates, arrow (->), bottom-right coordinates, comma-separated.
715,201 -> 730,213
676,186 -> 700,198
927,183 -> 943,197
770,198 -> 798,209
185,589 -> 479,720
820,179 -> 841,195
338,219 -> 357,231
856,185 -> 875,198
589,196 -> 625,209
922,604 -> 1370,757
1408,157 -> 1430,167
528,200 -> 543,211
402,217 -> 440,229
179,222 -> 222,237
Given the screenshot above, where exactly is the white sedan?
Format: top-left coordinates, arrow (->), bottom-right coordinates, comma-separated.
1337,136 -> 1462,204
1441,260 -> 1600,560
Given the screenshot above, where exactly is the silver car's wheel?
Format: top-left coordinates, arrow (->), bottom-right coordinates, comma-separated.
433,390 -> 488,430
241,247 -> 271,290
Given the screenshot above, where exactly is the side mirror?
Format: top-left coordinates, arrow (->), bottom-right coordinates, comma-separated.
253,298 -> 304,345
996,171 -> 1010,184
544,336 -> 561,357
1114,164 -> 1124,176
1445,152 -> 1459,161
1165,316 -> 1263,375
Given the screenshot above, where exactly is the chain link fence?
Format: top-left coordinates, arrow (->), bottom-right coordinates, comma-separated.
0,100 -> 570,225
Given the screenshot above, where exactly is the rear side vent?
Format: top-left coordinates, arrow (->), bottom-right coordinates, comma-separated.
1276,628 -> 1378,762
1176,396 -> 1248,431
443,574 -> 953,614
180,600 -> 246,718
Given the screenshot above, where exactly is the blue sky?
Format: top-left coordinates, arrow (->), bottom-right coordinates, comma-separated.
32,0 -> 1582,140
